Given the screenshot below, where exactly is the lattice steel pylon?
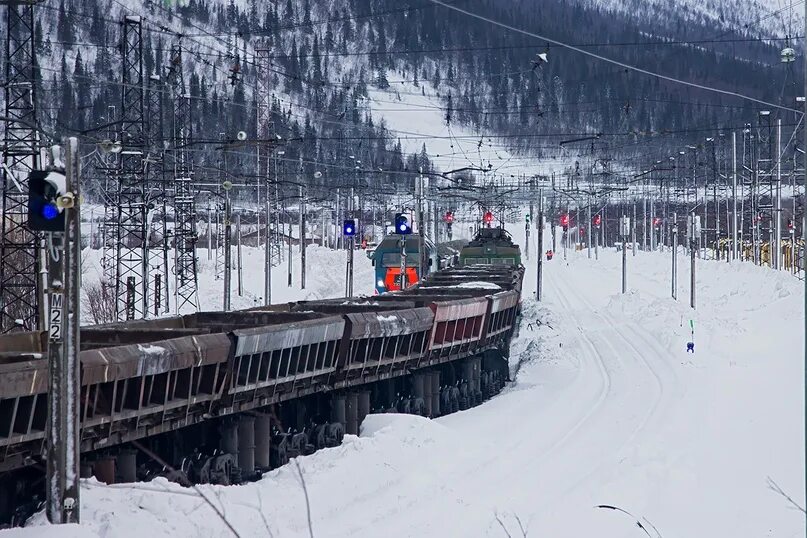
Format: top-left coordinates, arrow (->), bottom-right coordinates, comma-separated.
115,16 -> 148,320
145,72 -> 169,316
756,112 -> 775,266
99,106 -> 119,296
1,0 -> 41,332
166,43 -> 198,313
256,47 -> 281,267
791,117 -> 804,278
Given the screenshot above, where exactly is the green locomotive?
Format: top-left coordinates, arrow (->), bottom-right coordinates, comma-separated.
459,227 -> 522,266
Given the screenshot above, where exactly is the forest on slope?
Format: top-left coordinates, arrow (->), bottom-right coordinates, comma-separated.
22,0 -> 802,197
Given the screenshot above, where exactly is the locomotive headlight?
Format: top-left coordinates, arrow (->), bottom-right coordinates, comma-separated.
377,279 -> 385,288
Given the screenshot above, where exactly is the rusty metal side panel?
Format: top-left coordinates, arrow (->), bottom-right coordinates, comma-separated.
488,291 -> 519,314
80,333 -> 232,385
80,328 -> 209,349
432,297 -> 488,322
0,360 -> 48,397
92,316 -> 187,330
233,317 -> 346,356
189,311 -> 324,330
0,331 -> 46,353
346,307 -> 434,339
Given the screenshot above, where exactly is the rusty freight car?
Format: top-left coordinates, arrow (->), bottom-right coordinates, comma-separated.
0,264 -> 524,526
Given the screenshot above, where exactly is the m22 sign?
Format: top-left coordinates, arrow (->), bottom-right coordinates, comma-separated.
49,293 -> 63,340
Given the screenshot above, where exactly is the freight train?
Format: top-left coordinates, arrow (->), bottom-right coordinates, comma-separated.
0,263 -> 524,526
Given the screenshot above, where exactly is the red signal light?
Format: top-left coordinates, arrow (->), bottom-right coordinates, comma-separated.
483,211 -> 494,224
444,211 -> 454,224
592,214 -> 601,227
653,217 -> 662,227
560,214 -> 569,227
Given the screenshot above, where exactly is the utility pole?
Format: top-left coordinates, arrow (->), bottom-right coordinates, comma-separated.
337,189 -> 343,251
688,213 -> 698,309
300,183 -> 306,290
586,200 -> 592,259
671,213 -> 678,300
537,190 -> 544,301
732,132 -> 738,261
650,185 -> 656,251
236,213 -> 243,296
207,202 -> 213,261
802,0 -> 806,515
264,198 -> 272,305
775,119 -> 783,270
632,202 -> 637,256
399,231 -> 407,291
417,169 -> 425,277
642,180 -> 648,251
345,189 -> 354,297
222,183 -> 232,311
713,137 -> 721,261
526,200 -> 532,262
595,215 -> 599,260
287,200 -> 292,287
45,138 -> 81,524
620,215 -> 629,293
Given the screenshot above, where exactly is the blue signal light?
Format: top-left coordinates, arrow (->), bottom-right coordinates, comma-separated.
394,213 -> 412,235
41,203 -> 59,220
343,219 -> 356,236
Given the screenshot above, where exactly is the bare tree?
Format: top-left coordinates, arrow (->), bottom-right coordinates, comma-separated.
82,280 -> 116,324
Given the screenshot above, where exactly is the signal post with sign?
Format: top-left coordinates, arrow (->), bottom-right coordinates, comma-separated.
394,213 -> 413,289
28,139 -> 82,524
593,213 -> 602,260
344,219 -> 356,297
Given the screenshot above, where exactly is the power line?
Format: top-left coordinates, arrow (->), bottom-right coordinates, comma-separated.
266,35 -> 800,60
426,0 -> 803,114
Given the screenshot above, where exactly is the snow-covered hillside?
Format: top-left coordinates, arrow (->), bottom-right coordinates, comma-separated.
581,0 -> 803,39
7,222 -> 803,538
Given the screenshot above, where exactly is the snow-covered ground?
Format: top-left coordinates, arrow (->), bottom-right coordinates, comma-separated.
79,242 -> 377,323
7,222 -> 805,537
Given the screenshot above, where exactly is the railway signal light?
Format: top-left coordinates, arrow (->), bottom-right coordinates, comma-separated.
653,217 -> 662,228
592,214 -> 601,227
444,211 -> 454,224
483,211 -> 494,224
343,219 -> 356,236
394,213 -> 411,235
28,169 -> 70,232
788,219 -> 795,231
560,213 -> 569,231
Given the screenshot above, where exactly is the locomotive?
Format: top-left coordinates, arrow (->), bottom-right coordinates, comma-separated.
370,235 -> 440,293
459,227 -> 522,266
